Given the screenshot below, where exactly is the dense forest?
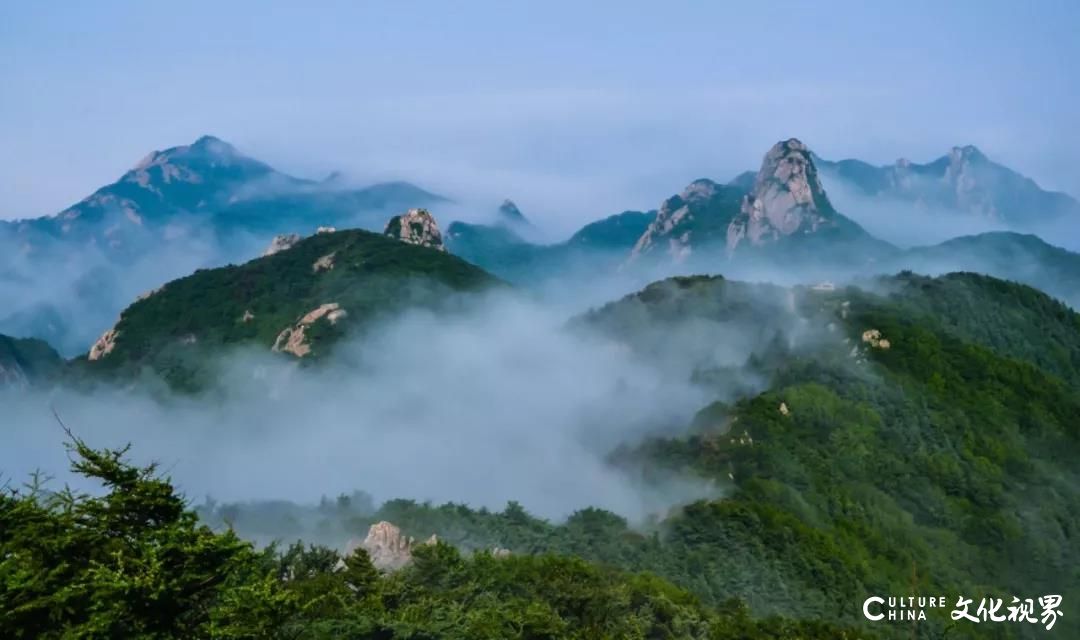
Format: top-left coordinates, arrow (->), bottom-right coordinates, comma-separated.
1,435 -> 871,639
6,272 -> 1064,638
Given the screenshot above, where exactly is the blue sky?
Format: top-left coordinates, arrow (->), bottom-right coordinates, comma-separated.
2,0 -> 1077,233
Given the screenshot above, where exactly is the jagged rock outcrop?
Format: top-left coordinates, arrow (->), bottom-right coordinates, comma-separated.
726,139 -> 834,252
88,327 -> 120,361
861,328 -> 891,349
271,303 -> 347,357
628,179 -> 740,263
383,208 -> 446,251
312,252 -> 335,273
263,233 -> 301,256
339,521 -> 510,572
343,521 -> 438,572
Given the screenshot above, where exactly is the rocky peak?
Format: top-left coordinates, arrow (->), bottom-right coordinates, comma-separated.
944,144 -> 997,219
726,138 -> 834,251
627,179 -> 730,263
132,135 -> 240,172
343,521 -> 438,572
384,208 -> 446,251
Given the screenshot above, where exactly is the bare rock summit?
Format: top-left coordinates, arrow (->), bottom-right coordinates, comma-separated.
384,208 -> 446,251
726,138 -> 834,251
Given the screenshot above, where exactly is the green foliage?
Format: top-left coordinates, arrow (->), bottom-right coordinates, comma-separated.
188,271 -> 1079,638
1,439 -> 870,639
872,271 -> 1080,385
0,435 -> 297,638
72,229 -> 499,390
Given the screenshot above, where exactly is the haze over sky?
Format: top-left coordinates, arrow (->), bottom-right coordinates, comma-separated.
2,0 -> 1077,234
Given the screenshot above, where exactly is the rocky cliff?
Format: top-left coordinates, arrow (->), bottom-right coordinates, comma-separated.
384,208 -> 446,251
726,138 -> 835,251
628,179 -> 743,262
343,521 -> 438,571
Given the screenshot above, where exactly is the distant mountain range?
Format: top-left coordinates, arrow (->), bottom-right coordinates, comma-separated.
0,135 -> 445,259
6,136 -> 1079,638
445,139 -> 1080,306
2,134 -> 1079,357
815,144 -> 1080,227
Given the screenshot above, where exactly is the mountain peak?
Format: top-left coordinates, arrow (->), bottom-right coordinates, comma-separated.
949,144 -> 986,164
627,178 -> 740,263
130,134 -> 250,173
384,208 -> 447,251
191,133 -> 229,148
681,179 -> 721,202
497,199 -> 529,226
726,138 -> 834,251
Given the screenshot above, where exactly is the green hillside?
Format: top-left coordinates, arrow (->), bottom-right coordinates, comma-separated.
200,272 -> 1080,638
8,270 -> 1077,637
76,228 -> 500,390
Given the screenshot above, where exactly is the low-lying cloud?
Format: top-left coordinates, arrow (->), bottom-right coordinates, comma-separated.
2,292 -> 721,526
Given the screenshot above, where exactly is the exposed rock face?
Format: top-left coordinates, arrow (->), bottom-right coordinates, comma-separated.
861,328 -> 891,349
263,233 -> 301,256
727,139 -> 833,251
941,145 -> 997,219
384,208 -> 446,251
628,179 -> 739,263
129,146 -> 205,192
88,327 -> 120,361
271,303 -> 347,357
343,521 -> 438,572
312,252 -> 335,273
